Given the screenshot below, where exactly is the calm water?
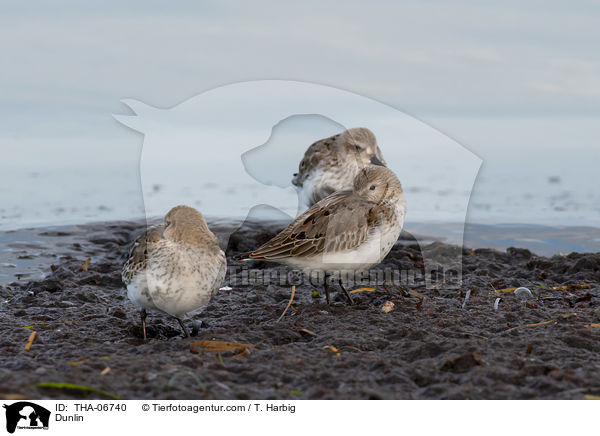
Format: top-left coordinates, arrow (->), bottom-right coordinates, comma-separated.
1,114 -> 598,256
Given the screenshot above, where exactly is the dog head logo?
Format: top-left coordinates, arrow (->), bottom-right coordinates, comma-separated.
115,80 -> 481,288
3,402 -> 50,434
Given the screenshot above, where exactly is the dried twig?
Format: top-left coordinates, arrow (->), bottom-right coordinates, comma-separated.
190,340 -> 254,359
504,313 -> 577,333
408,289 -> 425,299
407,289 -> 425,310
551,284 -> 592,291
25,331 -> 36,351
382,283 -> 393,297
349,287 -> 375,294
323,345 -> 341,357
299,328 -> 316,336
492,284 -> 593,294
276,285 -> 295,323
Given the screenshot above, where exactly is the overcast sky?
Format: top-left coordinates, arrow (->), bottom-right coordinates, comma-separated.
2,1 -> 599,138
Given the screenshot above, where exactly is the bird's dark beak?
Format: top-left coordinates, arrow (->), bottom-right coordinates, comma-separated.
370,155 -> 385,166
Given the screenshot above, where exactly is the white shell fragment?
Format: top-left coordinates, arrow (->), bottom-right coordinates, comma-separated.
514,287 -> 533,298
462,290 -> 471,309
494,297 -> 501,311
381,301 -> 395,313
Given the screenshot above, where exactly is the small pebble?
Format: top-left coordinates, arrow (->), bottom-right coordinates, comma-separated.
381,301 -> 395,313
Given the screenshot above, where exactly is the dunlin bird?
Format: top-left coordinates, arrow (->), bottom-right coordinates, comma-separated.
248,166 -> 406,304
122,205 -> 226,339
292,127 -> 387,208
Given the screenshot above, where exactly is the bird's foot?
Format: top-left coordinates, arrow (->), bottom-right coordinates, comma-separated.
140,309 -> 148,341
176,317 -> 191,338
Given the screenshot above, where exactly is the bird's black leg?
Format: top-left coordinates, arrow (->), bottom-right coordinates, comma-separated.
324,273 -> 332,305
140,309 -> 148,341
325,285 -> 331,305
338,277 -> 355,305
176,317 -> 191,338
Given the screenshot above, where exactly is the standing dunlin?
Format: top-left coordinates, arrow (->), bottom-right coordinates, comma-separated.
122,205 -> 226,339
248,166 -> 406,304
292,127 -> 387,208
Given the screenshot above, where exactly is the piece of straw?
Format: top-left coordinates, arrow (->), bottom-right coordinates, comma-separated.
25,331 -> 36,351
276,285 -> 295,323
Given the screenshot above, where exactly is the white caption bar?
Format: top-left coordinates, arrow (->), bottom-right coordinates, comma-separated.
1,400 -> 595,436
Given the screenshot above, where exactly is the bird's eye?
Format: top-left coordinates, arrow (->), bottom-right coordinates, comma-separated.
369,185 -> 376,190
355,145 -> 362,151
166,220 -> 172,226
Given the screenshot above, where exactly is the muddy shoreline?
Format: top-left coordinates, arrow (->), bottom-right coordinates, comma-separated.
1,220 -> 599,400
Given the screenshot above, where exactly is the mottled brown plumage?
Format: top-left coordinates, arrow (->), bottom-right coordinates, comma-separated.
248,166 -> 406,305
292,127 -> 387,207
122,226 -> 164,283
248,191 -> 375,260
122,205 -> 226,339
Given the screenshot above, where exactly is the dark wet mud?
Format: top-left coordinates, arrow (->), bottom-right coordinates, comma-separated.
1,220 -> 599,400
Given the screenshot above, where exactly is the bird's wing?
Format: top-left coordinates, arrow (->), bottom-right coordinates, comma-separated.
248,191 -> 380,260
292,132 -> 341,187
121,225 -> 165,283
